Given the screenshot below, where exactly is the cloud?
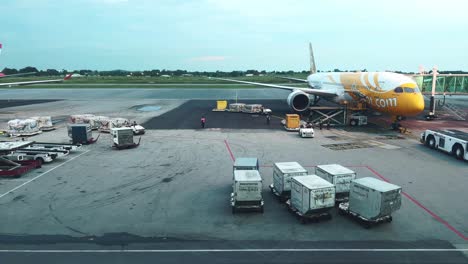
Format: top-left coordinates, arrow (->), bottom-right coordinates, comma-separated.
190,56 -> 227,62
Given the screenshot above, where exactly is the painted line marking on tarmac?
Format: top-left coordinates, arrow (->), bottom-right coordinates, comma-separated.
366,166 -> 468,241
0,150 -> 90,199
223,139 -> 235,162
0,248 -> 467,253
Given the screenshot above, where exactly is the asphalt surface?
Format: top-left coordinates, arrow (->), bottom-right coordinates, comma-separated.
0,88 -> 467,264
1,240 -> 467,264
0,88 -> 291,100
142,100 -> 290,129
0,99 -> 61,109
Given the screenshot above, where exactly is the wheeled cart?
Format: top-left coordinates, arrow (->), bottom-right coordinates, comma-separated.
338,202 -> 392,229
269,184 -> 289,203
286,199 -> 332,224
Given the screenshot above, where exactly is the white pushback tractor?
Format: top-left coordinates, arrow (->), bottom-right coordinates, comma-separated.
420,129 -> 468,161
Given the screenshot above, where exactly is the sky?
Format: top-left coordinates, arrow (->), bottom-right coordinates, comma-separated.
1,0 -> 468,72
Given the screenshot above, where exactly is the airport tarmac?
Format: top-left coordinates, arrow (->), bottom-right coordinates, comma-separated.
0,88 -> 467,263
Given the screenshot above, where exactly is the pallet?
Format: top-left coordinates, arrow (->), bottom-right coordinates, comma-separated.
338,202 -> 392,229
286,200 -> 332,224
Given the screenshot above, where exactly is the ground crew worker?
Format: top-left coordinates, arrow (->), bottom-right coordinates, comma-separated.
201,116 -> 206,128
266,114 -> 271,125
326,120 -> 331,130
319,119 -> 323,130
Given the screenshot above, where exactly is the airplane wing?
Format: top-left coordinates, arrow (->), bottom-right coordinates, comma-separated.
0,74 -> 73,87
0,72 -> 37,78
275,76 -> 308,83
209,77 -> 337,97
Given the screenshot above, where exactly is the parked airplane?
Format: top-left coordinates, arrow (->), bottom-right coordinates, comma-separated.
210,44 -> 425,126
0,43 -> 72,85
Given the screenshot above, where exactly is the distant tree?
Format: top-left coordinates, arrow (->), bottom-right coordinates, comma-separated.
79,69 -> 93,76
46,69 -> 60,76
2,67 -> 18,75
19,66 -> 38,75
333,69 -> 341,72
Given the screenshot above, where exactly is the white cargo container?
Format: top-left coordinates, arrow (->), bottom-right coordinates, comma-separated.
315,164 -> 356,202
231,170 -> 264,213
111,127 -> 140,149
346,177 -> 402,222
290,175 -> 335,216
270,162 -> 308,200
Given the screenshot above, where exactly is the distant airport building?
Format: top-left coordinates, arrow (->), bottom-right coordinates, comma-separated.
160,75 -> 171,78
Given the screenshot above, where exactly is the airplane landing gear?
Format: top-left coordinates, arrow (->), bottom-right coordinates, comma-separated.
391,116 -> 402,130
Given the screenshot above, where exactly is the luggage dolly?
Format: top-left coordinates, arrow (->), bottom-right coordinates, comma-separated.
338,202 -> 392,229
285,199 -> 332,224
269,184 -> 289,203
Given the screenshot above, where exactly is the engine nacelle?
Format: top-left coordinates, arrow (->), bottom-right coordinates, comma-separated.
286,90 -> 310,112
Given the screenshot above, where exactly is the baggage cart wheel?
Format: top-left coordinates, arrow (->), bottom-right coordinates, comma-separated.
300,218 -> 308,225
387,216 -> 393,223
260,206 -> 264,214
232,207 -> 236,214
338,209 -> 345,216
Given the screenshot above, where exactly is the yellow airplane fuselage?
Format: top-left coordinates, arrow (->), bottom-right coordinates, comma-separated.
307,72 -> 425,117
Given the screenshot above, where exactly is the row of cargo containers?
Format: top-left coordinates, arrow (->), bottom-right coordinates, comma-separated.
232,158 -> 402,226
271,162 -> 356,202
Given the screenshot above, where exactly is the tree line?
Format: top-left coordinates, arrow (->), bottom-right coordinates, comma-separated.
2,67 -> 467,77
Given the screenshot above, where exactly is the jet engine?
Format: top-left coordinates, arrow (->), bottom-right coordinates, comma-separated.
286,90 -> 310,112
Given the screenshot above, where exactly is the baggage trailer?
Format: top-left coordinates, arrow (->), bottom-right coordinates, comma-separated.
269,162 -> 308,202
0,158 -> 41,178
287,175 -> 335,224
420,129 -> 468,161
231,170 -> 264,214
315,164 -> 356,203
68,124 -> 99,145
338,177 -> 402,228
32,142 -> 81,151
111,127 -> 141,150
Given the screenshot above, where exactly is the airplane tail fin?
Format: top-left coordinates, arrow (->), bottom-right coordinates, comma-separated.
309,43 -> 316,74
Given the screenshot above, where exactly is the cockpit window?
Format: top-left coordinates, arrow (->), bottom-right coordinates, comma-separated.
414,87 -> 420,93
404,87 -> 414,93
394,87 -> 403,93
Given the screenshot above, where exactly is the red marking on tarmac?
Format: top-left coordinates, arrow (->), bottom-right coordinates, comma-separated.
224,140 -> 235,162
366,166 -> 467,241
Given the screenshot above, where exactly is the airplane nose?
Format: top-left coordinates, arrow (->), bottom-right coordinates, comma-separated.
413,94 -> 425,114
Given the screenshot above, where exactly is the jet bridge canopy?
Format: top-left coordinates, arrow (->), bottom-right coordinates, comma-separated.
414,75 -> 468,94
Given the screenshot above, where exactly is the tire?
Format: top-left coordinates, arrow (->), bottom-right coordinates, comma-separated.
232,207 -> 236,214
387,216 -> 393,223
260,206 -> 264,214
426,136 -> 436,149
453,145 -> 464,160
350,120 -> 357,126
